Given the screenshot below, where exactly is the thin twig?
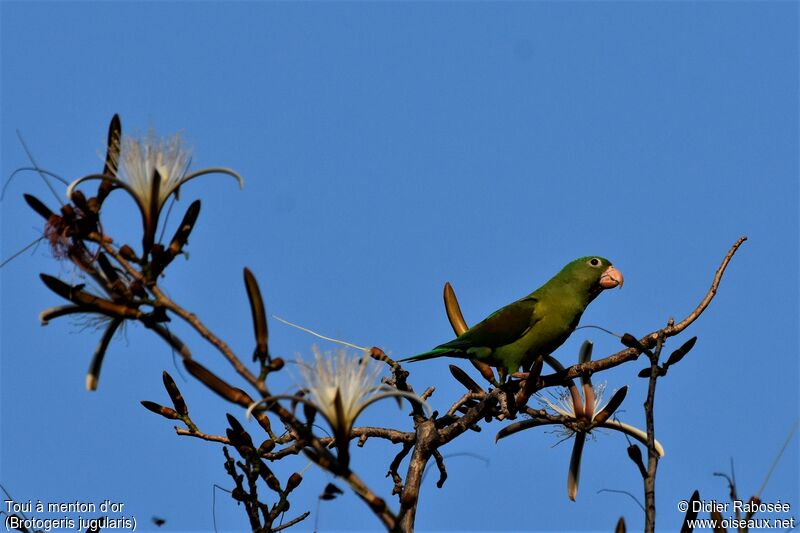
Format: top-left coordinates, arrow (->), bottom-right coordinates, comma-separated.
643,331 -> 665,533
597,489 -> 646,512
756,417 -> 800,498
176,427 -> 229,444
14,130 -> 63,204
445,392 -> 484,418
388,443 -> 414,495
0,236 -> 44,268
273,511 -> 310,532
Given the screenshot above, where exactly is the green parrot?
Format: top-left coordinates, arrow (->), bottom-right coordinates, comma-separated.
401,257 -> 623,374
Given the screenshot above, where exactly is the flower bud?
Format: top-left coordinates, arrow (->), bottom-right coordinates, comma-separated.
258,439 -> 276,454
286,473 -> 302,492
140,400 -> 180,420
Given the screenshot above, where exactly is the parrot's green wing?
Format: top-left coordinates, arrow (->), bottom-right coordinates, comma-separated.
401,297 -> 539,363
402,256 -> 623,370
437,297 -> 539,351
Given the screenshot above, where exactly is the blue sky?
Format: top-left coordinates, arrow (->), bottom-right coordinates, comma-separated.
1,2 -> 797,532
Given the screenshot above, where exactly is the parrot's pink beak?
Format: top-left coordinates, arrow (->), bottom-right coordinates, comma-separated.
599,265 -> 624,289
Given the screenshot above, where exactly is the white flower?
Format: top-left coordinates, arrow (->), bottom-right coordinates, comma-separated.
497,341 -> 664,501
537,382 -> 664,456
298,347 -> 388,431
539,382 -> 608,420
67,121 -> 243,256
247,347 -> 427,470
116,130 -> 192,212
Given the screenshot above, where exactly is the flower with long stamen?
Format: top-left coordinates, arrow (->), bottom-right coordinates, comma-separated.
67,120 -> 243,257
535,383 -> 663,454
539,382 -> 609,426
247,347 -> 428,471
299,348 -> 386,431
496,341 -> 664,501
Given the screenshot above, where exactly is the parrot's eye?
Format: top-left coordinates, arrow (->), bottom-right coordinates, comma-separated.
588,258 -> 601,267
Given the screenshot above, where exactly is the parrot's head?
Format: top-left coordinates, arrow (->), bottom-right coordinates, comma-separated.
558,256 -> 624,300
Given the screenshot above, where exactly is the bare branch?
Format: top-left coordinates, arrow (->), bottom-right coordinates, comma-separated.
388,443 -> 414,495
273,512 -> 311,532
176,427 -> 229,444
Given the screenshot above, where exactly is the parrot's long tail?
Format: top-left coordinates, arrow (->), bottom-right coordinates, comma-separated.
398,348 -> 455,363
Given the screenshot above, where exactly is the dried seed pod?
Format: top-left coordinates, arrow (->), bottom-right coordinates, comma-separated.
626,444 -> 647,478
443,282 -> 468,336
263,469 -> 282,492
743,496 -> 761,521
39,305 -> 83,324
332,390 -> 351,470
679,490 -> 701,533
303,398 -> 318,427
226,428 -> 255,456
70,189 -> 88,211
254,412 -> 272,435
286,473 -> 303,492
258,439 -> 276,454
24,194 -> 54,220
495,418 -> 549,442
226,413 -> 245,435
710,510 -> 725,533
96,253 -> 119,284
141,168 -> 163,256
140,401 -> 180,420
86,318 -> 123,391
473,361 -> 497,384
578,340 -> 593,364
567,432 -> 586,501
621,333 -> 645,351
592,386 -> 628,425
162,371 -> 188,416
168,200 -> 201,257
303,448 -> 321,465
243,267 -> 270,364
665,336 -> 698,368
183,359 -> 254,407
39,274 -> 142,320
448,365 -> 483,393
102,114 -> 122,177
119,245 -> 140,263
86,196 -> 100,214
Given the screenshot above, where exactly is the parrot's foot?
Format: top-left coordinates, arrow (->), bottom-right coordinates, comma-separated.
497,367 -> 508,384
